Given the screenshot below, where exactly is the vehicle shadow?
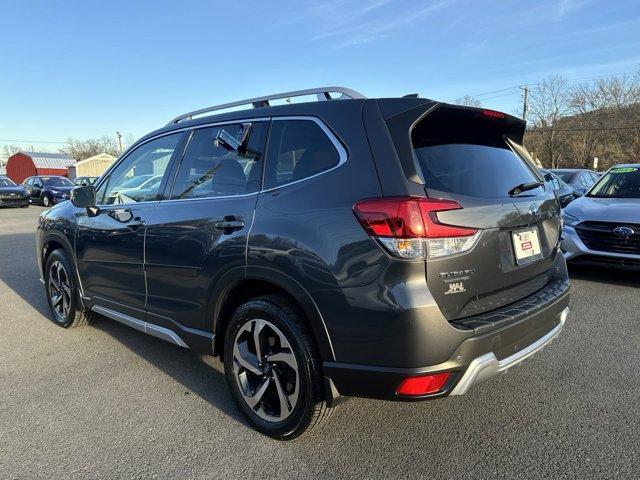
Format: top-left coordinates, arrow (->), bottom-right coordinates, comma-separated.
88,315 -> 248,426
0,232 -> 51,317
0,230 -> 246,428
568,263 -> 640,288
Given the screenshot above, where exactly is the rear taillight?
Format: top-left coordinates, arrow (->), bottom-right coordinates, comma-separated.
396,372 -> 450,396
353,197 -> 479,260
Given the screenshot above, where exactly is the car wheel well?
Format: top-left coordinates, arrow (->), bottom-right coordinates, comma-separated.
42,239 -> 66,267
215,279 -> 308,359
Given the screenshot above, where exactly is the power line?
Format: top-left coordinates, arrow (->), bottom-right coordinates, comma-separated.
473,86 -> 520,98
528,125 -> 640,132
471,69 -> 638,98
0,139 -> 66,144
478,91 -> 521,101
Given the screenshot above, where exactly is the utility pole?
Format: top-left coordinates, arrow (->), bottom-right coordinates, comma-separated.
520,85 -> 529,120
116,131 -> 123,154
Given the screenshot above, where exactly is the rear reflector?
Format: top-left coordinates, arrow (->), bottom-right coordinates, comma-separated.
353,197 -> 479,259
396,372 -> 450,396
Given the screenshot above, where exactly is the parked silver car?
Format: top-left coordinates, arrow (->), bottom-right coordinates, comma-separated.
562,164 -> 640,268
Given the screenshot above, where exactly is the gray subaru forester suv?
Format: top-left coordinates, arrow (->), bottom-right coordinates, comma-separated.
37,87 -> 570,439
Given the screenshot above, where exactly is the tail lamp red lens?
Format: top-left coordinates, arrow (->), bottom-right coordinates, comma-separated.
353,197 -> 477,239
482,109 -> 506,119
396,372 -> 450,396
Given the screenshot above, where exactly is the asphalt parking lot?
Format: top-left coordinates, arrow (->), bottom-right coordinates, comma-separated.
0,206 -> 638,480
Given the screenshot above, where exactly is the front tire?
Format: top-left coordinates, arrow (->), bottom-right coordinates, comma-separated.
223,295 -> 333,440
42,194 -> 51,207
44,249 -> 92,328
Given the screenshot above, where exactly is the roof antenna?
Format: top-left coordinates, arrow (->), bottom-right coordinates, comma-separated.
403,93 -> 419,98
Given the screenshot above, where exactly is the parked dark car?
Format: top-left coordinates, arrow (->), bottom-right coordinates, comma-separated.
0,175 -> 29,207
36,87 -> 570,439
73,176 -> 99,186
541,169 -> 575,208
551,168 -> 599,196
23,175 -> 75,207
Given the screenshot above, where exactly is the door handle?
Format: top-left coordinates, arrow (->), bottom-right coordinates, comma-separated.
127,217 -> 145,230
214,217 -> 245,233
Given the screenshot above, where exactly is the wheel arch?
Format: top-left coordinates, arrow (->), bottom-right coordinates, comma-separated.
41,230 -> 84,300
41,231 -> 73,269
211,266 -> 335,362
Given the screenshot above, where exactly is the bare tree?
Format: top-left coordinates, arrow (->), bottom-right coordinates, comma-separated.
568,83 -> 602,168
2,145 -> 21,157
60,136 -> 121,160
526,75 -> 573,168
454,95 -> 482,107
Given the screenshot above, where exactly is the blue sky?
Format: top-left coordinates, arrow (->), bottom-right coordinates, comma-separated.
1,0 -> 639,152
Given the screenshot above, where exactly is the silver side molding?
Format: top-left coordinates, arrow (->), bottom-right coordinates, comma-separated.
92,305 -> 189,349
450,307 -> 569,396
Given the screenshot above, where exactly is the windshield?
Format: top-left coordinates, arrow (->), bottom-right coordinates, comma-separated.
42,177 -> 73,187
588,167 -> 640,198
0,178 -> 17,187
139,175 -> 163,189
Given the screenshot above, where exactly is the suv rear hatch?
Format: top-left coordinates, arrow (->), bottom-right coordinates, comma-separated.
382,103 -> 561,321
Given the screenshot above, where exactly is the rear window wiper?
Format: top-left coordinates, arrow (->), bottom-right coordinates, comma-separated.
508,181 -> 543,196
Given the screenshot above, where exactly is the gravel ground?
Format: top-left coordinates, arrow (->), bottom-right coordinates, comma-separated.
0,206 -> 638,479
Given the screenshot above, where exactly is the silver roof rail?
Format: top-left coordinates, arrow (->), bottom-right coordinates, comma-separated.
167,86 -> 366,125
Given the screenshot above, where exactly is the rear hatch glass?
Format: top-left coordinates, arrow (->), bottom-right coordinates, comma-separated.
416,143 -> 542,198
409,106 -> 560,320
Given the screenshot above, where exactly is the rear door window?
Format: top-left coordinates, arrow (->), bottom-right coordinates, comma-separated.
263,119 -> 341,189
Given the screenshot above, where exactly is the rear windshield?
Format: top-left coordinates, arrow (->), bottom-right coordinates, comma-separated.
414,144 -> 541,198
553,171 -> 573,182
42,177 -> 73,186
587,167 -> 640,198
412,107 -> 541,198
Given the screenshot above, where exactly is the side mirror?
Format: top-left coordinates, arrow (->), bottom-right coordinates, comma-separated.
71,185 -> 96,209
543,173 -> 554,182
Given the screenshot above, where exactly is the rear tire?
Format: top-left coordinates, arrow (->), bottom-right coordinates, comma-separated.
223,295 -> 333,440
44,249 -> 92,328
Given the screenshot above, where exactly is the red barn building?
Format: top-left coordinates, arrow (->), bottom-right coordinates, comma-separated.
6,152 -> 75,184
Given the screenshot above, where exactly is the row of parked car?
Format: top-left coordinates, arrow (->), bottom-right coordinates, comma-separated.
0,167 -> 606,210
535,165 -> 640,269
541,168 -> 600,207
0,175 -> 98,207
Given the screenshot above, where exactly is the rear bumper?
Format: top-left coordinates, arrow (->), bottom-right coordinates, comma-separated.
323,284 -> 570,402
450,306 -> 567,395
